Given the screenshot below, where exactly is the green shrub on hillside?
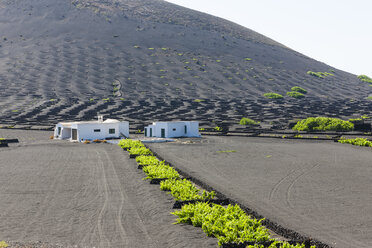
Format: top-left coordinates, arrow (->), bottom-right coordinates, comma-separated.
286,91 -> 305,98
293,117 -> 354,131
291,86 -> 307,94
263,92 -> 283,99
357,75 -> 372,83
214,126 -> 223,131
307,71 -> 334,78
240,117 -> 259,126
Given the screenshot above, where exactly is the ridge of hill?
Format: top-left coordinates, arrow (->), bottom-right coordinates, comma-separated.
72,0 -> 286,47
0,0 -> 371,129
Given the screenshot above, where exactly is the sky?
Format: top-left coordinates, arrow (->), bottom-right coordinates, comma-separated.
165,0 -> 372,77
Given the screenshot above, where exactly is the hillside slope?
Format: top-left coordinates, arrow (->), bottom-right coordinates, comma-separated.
0,0 -> 370,128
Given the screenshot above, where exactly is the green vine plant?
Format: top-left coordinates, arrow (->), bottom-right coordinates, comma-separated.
240,117 -> 260,126
142,164 -> 180,180
338,137 -> 372,147
358,75 -> 372,83
263,92 -> 283,99
129,146 -> 153,156
160,178 -> 216,201
292,117 -> 354,131
286,91 -> 305,98
172,202 -> 270,246
291,86 -> 307,94
307,71 -> 334,78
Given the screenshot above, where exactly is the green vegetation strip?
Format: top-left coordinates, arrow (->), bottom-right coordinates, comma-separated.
246,242 -> 312,248
338,137 -> 372,147
160,179 -> 215,201
172,202 -> 270,246
172,203 -> 315,247
142,164 -> 180,180
129,146 -> 153,156
293,117 -> 354,132
118,139 -> 144,149
136,155 -> 164,166
118,139 -> 314,247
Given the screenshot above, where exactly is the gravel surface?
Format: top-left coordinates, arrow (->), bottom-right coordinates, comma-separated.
147,136 -> 372,248
0,129 -> 217,247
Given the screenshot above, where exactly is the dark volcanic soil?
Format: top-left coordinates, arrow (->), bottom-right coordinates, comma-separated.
147,136 -> 372,248
0,0 -> 371,128
0,129 -> 217,247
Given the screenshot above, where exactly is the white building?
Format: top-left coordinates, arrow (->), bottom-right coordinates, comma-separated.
54,116 -> 129,142
144,121 -> 200,138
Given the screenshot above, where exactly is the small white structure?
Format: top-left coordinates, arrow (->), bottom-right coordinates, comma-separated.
54,116 -> 129,142
144,121 -> 200,138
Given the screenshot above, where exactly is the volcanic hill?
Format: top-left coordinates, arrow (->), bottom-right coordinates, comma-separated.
0,0 -> 371,129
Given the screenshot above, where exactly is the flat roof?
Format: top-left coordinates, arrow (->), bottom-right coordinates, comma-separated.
58,119 -> 128,126
152,121 -> 198,124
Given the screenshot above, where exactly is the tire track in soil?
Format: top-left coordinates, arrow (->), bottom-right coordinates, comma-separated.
95,150 -> 114,247
285,163 -> 321,209
268,161 -> 301,201
95,149 -> 157,248
99,149 -> 128,247
20,151 -> 66,240
68,154 -> 101,246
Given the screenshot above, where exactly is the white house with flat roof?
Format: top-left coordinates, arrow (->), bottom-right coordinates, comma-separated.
144,121 -> 200,138
54,116 -> 129,142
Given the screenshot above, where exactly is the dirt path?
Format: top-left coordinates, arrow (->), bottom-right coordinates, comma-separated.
147,136 -> 372,248
0,130 -> 216,247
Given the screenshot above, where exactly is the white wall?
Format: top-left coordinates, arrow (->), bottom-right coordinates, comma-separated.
188,121 -> 200,137
119,122 -> 129,138
155,122 -> 168,137
54,121 -> 129,142
145,125 -> 155,137
54,124 -> 61,138
144,121 -> 200,138
168,122 -> 186,137
54,124 -> 72,139
61,127 -> 72,139
74,123 -> 119,141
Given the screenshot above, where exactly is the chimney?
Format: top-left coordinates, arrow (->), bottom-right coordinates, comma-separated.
98,115 -> 103,122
